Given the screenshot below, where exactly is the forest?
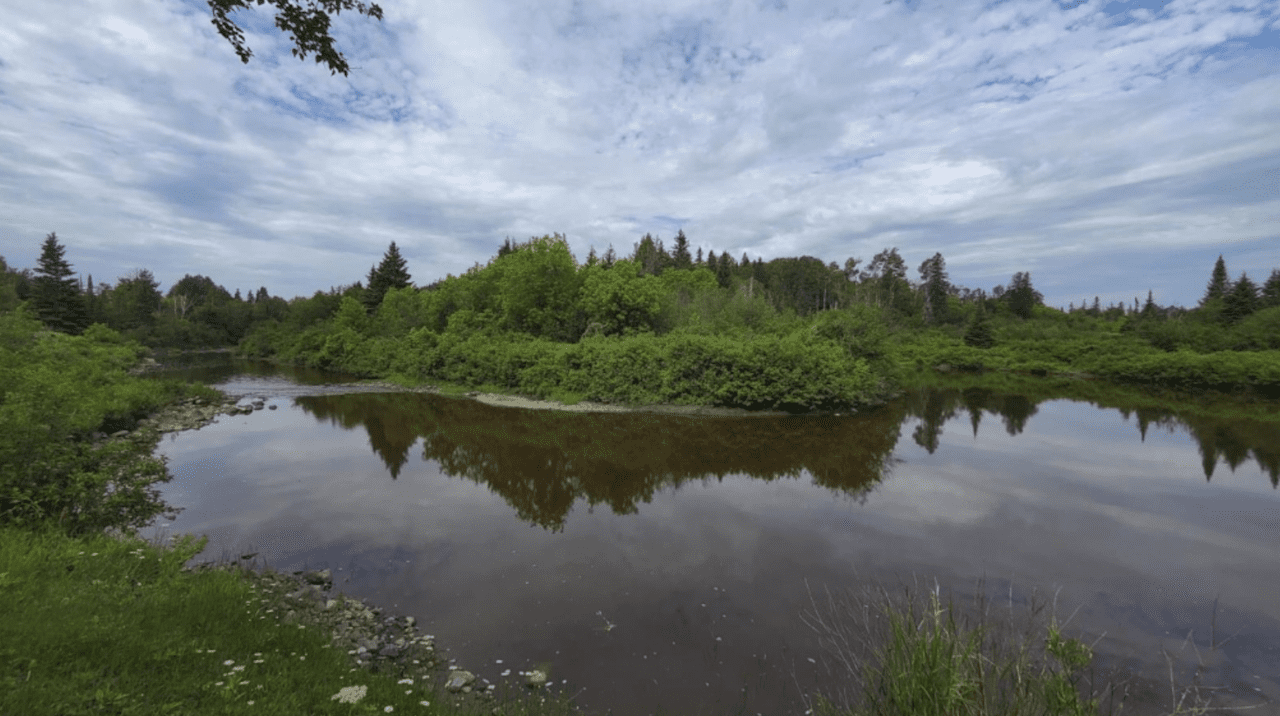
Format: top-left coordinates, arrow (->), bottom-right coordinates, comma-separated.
4,229 -> 1280,412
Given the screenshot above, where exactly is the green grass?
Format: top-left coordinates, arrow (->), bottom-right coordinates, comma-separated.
0,522 -> 584,716
800,577 -> 1263,716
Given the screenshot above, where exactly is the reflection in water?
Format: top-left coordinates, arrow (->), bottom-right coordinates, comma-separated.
295,393 -> 905,530
897,384 -> 1279,487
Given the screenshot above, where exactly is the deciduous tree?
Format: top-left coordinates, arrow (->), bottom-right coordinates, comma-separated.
207,0 -> 384,77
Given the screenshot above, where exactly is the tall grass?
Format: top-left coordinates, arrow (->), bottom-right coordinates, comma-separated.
799,576 -> 1266,716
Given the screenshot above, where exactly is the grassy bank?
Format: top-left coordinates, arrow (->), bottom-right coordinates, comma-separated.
0,522 -> 581,716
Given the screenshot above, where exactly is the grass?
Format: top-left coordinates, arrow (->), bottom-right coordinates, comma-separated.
799,575 -> 1268,716
0,521 -> 584,716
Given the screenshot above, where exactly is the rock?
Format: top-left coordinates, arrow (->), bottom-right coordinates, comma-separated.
302,569 -> 332,587
268,404 -> 277,410
524,669 -> 547,688
446,670 -> 476,692
111,430 -> 129,438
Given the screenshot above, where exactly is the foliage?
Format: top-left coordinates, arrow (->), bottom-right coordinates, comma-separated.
963,301 -> 996,349
917,253 -> 951,325
1201,254 -> 1231,306
0,308 -> 196,537
1222,272 -> 1259,325
31,232 -> 87,334
578,258 -> 665,337
1004,271 -> 1044,320
107,269 -> 163,331
206,0 -> 385,77
363,241 -> 413,314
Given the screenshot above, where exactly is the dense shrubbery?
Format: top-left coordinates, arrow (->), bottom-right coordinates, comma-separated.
889,313 -> 1280,394
0,308 -> 211,537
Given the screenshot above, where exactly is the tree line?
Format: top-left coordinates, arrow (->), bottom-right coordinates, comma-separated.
4,230 -> 1279,353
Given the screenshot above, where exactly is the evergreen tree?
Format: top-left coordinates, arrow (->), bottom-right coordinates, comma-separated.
1140,289 -> 1158,319
364,241 -> 412,313
32,232 -> 86,333
715,251 -> 733,289
632,234 -> 664,276
695,247 -> 704,266
1260,268 -> 1280,309
107,269 -> 163,332
1004,272 -> 1043,319
1091,296 -> 1101,315
671,230 -> 693,270
917,252 -> 950,324
585,247 -> 599,267
1222,272 -> 1259,324
601,245 -> 617,270
497,237 -> 517,259
963,292 -> 995,348
1201,254 -> 1231,307
83,274 -> 104,325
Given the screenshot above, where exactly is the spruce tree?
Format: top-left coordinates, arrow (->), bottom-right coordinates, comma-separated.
671,229 -> 693,270
1004,272 -> 1043,319
1201,254 -> 1230,307
963,293 -> 995,348
32,232 -> 86,333
695,247 -> 704,266
363,241 -> 412,313
1140,289 -> 1158,319
715,251 -> 733,289
917,252 -> 950,324
1260,268 -> 1280,309
1222,273 -> 1259,324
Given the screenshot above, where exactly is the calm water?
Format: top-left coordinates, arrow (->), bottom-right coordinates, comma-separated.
141,358 -> 1280,716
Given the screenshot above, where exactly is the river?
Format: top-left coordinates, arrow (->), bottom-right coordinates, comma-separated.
139,356 -> 1280,716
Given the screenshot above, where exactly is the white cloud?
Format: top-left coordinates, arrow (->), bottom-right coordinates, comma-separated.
0,0 -> 1276,307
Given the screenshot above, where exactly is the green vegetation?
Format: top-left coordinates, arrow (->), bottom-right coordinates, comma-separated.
1,245 -> 1268,714
5,233 -> 1279,412
801,578 -> 1242,716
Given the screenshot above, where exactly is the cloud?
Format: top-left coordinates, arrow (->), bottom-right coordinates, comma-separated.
0,0 -> 1276,307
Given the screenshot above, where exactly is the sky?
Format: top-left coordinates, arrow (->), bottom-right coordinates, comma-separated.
1,0 -> 1278,311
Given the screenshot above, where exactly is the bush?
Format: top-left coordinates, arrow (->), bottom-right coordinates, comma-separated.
0,307 -> 189,537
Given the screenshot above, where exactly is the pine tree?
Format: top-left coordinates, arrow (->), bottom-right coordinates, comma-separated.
32,232 -> 86,333
1222,272 -> 1259,324
1260,268 -> 1280,309
695,247 -> 704,266
364,241 -> 412,313
671,229 -> 693,270
1201,255 -> 1230,307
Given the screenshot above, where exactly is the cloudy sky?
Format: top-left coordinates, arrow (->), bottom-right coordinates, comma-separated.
1,0 -> 1277,310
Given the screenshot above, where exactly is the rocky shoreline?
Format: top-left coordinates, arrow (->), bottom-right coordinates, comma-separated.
101,390 -> 559,707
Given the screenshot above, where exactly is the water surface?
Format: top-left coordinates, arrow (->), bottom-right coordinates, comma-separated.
141,359 -> 1280,716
